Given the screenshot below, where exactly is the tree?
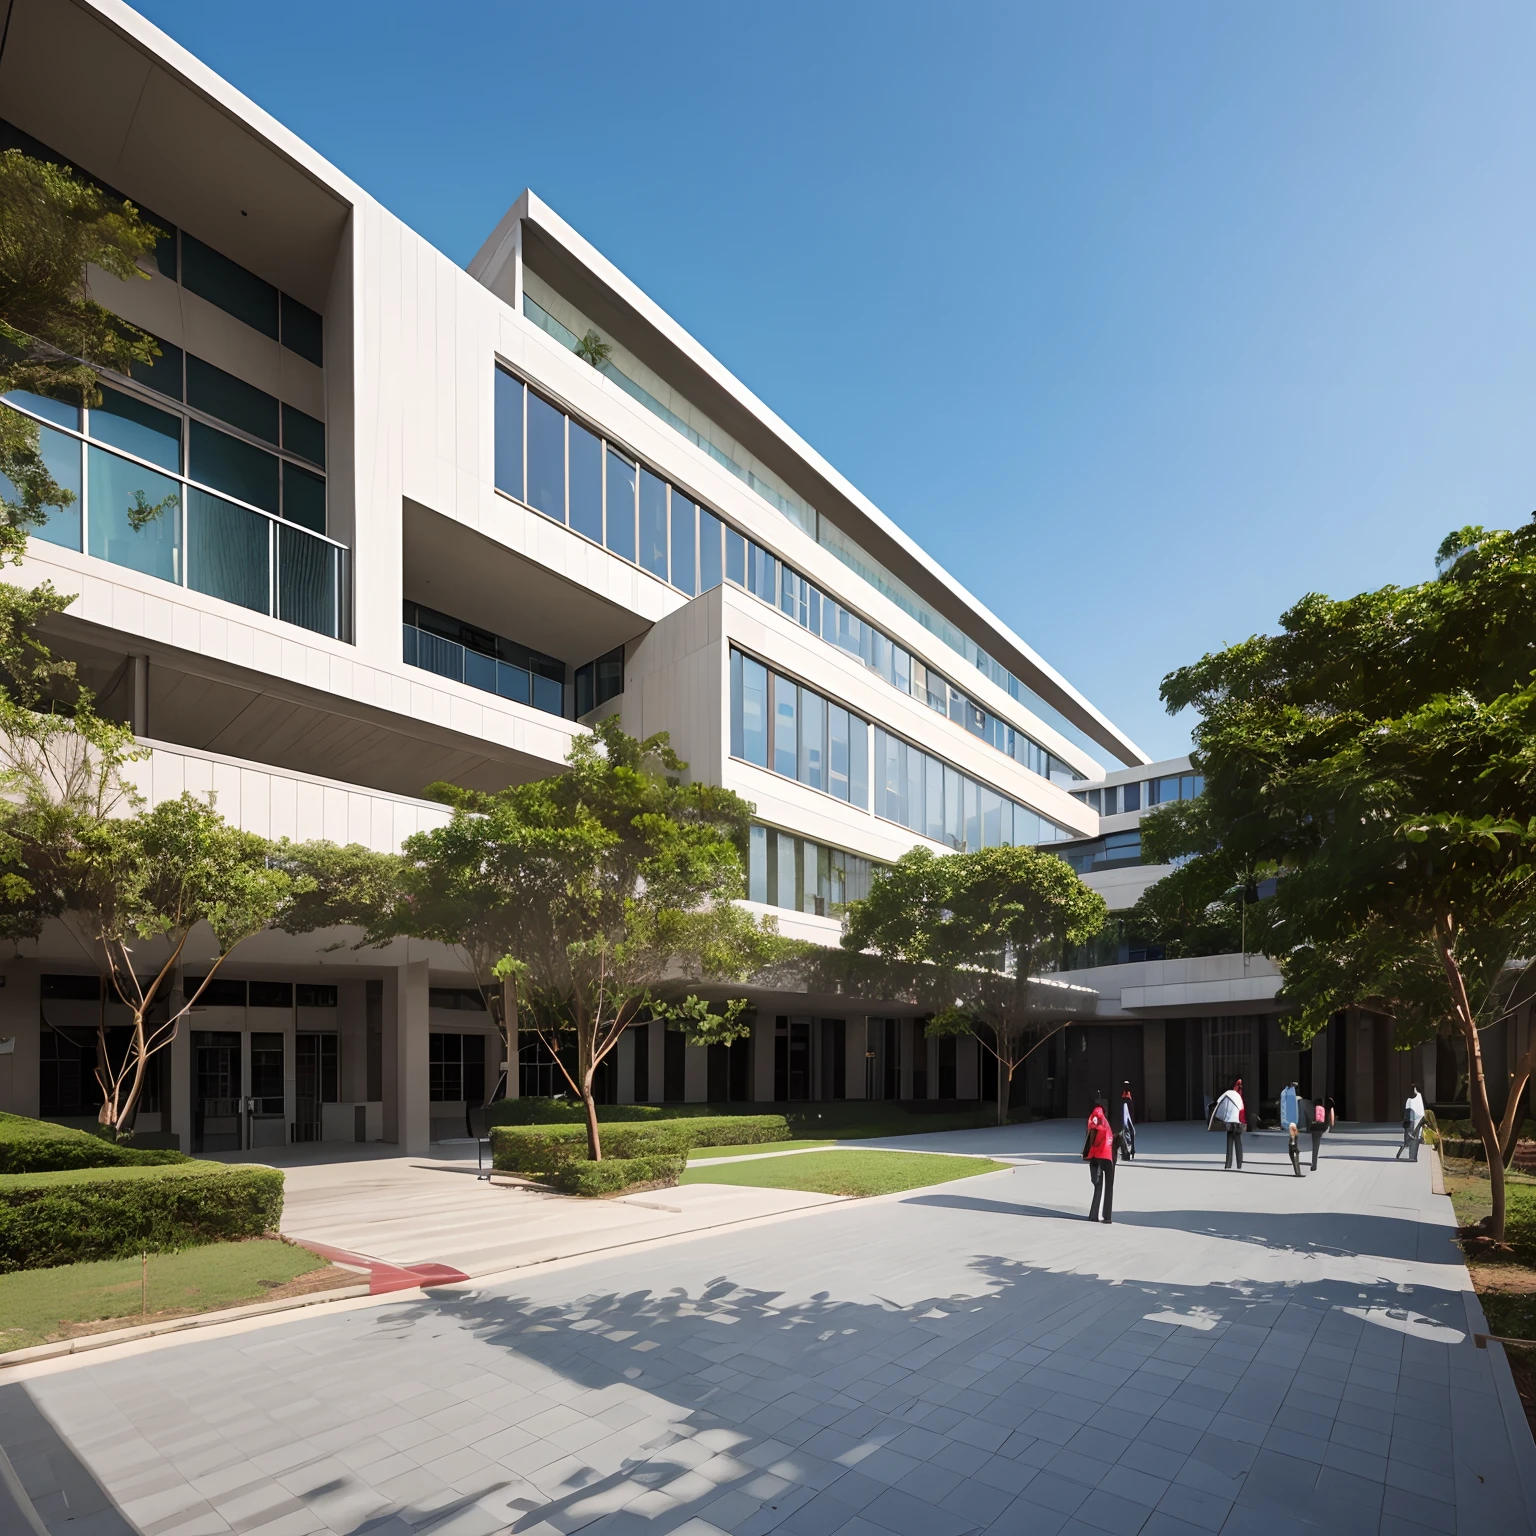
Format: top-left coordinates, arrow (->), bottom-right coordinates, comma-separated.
1,151 -> 164,689
279,717 -> 786,1159
0,702 -> 297,1136
841,845 -> 1107,1123
1153,522 -> 1536,1241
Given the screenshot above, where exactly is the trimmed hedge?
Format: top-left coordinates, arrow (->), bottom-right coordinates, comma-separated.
0,1164 -> 284,1272
553,1154 -> 686,1197
0,1112 -> 186,1174
491,1114 -> 789,1175
488,1098 -> 752,1128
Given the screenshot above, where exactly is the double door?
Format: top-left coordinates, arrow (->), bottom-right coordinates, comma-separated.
192,1030 -> 286,1152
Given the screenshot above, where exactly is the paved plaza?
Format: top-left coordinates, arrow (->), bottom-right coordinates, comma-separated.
2,1121 -> 1532,1536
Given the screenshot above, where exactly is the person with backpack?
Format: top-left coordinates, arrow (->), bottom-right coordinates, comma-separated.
1083,1094 -> 1115,1222
1279,1081 -> 1303,1176
1211,1078 -> 1245,1170
1307,1096 -> 1334,1170
1397,1085 -> 1426,1162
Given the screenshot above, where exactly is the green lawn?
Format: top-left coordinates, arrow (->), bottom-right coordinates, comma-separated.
686,1139 -> 834,1161
0,1239 -> 335,1353
681,1149 -> 1007,1197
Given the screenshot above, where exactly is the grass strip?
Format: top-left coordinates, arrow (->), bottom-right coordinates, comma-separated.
686,1139 -> 835,1161
0,1238 -> 333,1353
681,1149 -> 1006,1198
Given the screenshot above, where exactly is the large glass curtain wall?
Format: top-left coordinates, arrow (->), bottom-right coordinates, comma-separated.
1072,773 -> 1202,816
494,366 -> 1083,789
747,825 -> 875,916
3,390 -> 345,641
872,728 -> 1071,848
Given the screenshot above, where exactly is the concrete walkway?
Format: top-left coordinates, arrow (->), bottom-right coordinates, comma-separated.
3,1121 -> 1532,1536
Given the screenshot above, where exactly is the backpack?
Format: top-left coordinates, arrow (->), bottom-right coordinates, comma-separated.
1313,1102 -> 1326,1125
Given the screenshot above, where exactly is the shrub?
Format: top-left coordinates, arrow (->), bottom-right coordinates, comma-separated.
491,1115 -> 788,1175
0,1112 -> 186,1174
487,1098 -> 757,1128
553,1154 -> 685,1197
0,1164 -> 283,1272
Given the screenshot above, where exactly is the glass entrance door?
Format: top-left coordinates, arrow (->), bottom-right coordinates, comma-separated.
250,1032 -> 287,1148
294,1032 -> 336,1143
192,1030 -> 242,1153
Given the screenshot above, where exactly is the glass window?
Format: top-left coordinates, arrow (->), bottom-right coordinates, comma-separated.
981,787 -> 1003,848
185,356 -> 279,444
925,755 -> 944,843
699,509 -> 723,591
525,392 -> 565,521
1122,781 -> 1141,813
189,422 -> 279,514
180,234 -> 278,339
772,672 -> 798,778
639,469 -> 668,577
1,421 -> 81,551
90,386 -> 181,472
127,334 -> 183,401
187,488 -> 270,615
5,391 -> 79,431
725,526 -> 746,586
799,686 -> 825,791
876,729 -> 899,824
828,705 -> 851,802
748,824 -> 767,903
281,404 -> 325,468
944,765 -> 962,848
279,293 -> 324,366
904,743 -> 925,833
964,780 -> 980,852
605,449 -> 636,560
567,417 -> 603,542
670,492 -> 696,595
87,446 -> 180,582
1183,773 -> 1204,799
494,369 -> 523,498
739,653 -> 768,766
282,462 -> 325,533
849,716 -> 868,809
748,542 -> 778,604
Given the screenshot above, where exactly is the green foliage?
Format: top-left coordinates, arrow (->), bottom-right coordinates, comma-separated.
0,1163 -> 284,1272
1149,518 -> 1536,1239
574,329 -> 613,369
0,1112 -> 185,1174
841,844 -> 1105,1120
491,1114 -> 789,1173
1130,795 -> 1253,958
553,1154 -> 685,1197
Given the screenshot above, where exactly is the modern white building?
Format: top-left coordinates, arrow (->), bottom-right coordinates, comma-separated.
0,0 -> 1503,1149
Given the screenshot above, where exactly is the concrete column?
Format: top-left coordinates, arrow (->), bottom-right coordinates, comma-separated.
1143,1020 -> 1166,1122
393,958 -> 430,1153
616,1029 -> 635,1103
168,962 -> 191,1151
0,959 -> 40,1117
684,1043 -> 708,1102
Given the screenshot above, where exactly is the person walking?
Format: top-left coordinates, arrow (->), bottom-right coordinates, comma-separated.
1117,1081 -> 1136,1161
1083,1095 -> 1115,1222
1279,1081 -> 1303,1176
1308,1096 -> 1334,1170
1213,1078 -> 1245,1170
1397,1085 -> 1426,1162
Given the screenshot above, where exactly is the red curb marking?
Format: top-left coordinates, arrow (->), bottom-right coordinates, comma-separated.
293,1240 -> 470,1295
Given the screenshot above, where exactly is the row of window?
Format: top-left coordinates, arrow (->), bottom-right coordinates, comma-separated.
10,381 -> 325,535
872,728 -> 1071,849
429,1031 -> 487,1103
731,650 -> 869,807
1072,772 -> 1204,817
492,368 -> 1083,789
184,979 -> 338,1008
2,399 -> 344,640
729,647 -> 1071,848
747,825 -> 876,917
519,291 -> 1111,773
1,119 -> 324,367
1055,830 -> 1144,875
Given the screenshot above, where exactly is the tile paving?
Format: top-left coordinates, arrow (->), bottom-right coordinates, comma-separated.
1,1121 -> 1532,1536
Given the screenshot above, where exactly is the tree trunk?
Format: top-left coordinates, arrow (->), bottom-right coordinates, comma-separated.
996,1056 -> 1006,1125
582,1068 -> 603,1161
1438,932 -> 1505,1241
1497,1031 -> 1536,1167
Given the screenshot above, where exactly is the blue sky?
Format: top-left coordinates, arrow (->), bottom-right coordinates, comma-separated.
138,0 -> 1536,764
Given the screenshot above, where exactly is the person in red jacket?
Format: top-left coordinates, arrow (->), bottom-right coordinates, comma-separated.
1083,1096 -> 1115,1223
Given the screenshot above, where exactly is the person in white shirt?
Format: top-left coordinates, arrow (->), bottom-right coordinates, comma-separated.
1213,1079 -> 1245,1170
1397,1086 -> 1427,1162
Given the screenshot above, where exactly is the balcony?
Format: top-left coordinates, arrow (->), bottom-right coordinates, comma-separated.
4,396 -> 347,641
402,622 -> 565,717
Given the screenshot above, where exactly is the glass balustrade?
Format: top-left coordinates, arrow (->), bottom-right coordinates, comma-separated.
402,623 -> 566,718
